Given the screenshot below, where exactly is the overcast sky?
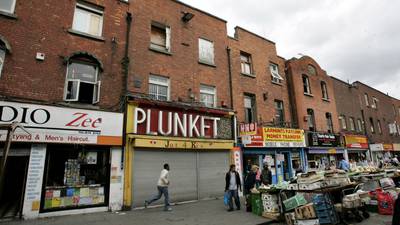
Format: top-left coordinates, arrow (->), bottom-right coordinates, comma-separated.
181,0 -> 400,99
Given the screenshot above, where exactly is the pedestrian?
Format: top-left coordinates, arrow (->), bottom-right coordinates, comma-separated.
393,195 -> 400,225
338,157 -> 350,172
255,166 -> 261,187
244,165 -> 257,212
144,163 -> 172,211
224,164 -> 242,211
260,163 -> 272,185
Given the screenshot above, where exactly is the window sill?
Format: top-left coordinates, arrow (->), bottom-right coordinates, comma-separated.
59,101 -> 100,110
0,11 -> 17,19
198,60 -> 216,68
271,81 -> 283,86
322,98 -> 330,102
304,93 -> 314,97
68,29 -> 105,42
118,0 -> 129,4
149,47 -> 172,56
241,72 -> 256,78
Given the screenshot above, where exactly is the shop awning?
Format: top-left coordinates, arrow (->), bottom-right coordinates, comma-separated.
308,147 -> 345,154
346,148 -> 368,153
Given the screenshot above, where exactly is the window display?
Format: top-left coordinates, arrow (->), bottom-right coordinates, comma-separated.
41,145 -> 109,212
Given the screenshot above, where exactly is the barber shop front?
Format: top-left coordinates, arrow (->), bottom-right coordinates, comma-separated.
0,101 -> 123,219
123,100 -> 235,209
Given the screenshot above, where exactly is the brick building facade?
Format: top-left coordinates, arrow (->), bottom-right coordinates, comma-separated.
228,27 -> 291,127
285,56 -> 340,133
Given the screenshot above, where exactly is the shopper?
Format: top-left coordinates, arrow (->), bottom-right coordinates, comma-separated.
260,163 -> 272,185
144,163 -> 172,211
255,166 -> 261,187
224,164 -> 241,212
338,158 -> 350,172
244,165 -> 257,212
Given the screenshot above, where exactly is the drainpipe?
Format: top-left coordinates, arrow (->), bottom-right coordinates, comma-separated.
226,47 -> 234,110
122,12 -> 132,102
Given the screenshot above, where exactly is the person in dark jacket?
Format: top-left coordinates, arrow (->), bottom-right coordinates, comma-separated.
244,165 -> 257,212
393,195 -> 400,225
225,164 -> 241,211
260,163 -> 272,185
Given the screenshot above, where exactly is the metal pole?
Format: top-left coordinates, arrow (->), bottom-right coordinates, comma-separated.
0,127 -> 14,202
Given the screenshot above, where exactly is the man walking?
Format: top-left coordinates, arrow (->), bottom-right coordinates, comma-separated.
144,163 -> 172,211
225,164 -> 241,212
261,163 -> 272,185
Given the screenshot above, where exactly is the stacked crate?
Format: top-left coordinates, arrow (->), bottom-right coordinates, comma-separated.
312,194 -> 339,225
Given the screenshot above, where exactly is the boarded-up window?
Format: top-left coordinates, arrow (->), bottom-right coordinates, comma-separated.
150,22 -> 171,52
198,38 -> 214,65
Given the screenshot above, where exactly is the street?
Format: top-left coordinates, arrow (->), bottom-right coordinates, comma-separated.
1,199 -> 394,225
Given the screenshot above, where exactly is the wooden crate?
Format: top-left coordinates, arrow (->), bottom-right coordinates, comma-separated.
285,212 -> 296,225
295,203 -> 317,219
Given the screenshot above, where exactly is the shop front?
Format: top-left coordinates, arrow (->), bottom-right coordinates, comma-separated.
306,132 -> 344,171
343,134 -> 369,161
123,100 -> 235,209
0,101 -> 123,219
370,143 -> 394,166
241,127 -> 306,184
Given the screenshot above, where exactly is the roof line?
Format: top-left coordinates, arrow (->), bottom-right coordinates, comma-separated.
234,26 -> 276,45
172,0 -> 227,23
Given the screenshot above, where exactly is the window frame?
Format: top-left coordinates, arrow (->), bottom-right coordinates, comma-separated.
377,120 -> 382,134
339,115 -> 347,130
321,81 -> 329,100
371,97 -> 378,109
200,84 -> 216,108
357,118 -> 363,132
307,108 -> 316,131
63,60 -> 101,104
274,100 -> 285,125
244,94 -> 256,123
0,47 -> 5,78
148,74 -> 170,101
308,64 -> 317,76
369,117 -> 375,133
0,0 -> 16,14
270,63 -> 283,84
198,38 -> 215,65
240,52 -> 253,76
326,112 -> 334,133
150,22 -> 171,53
349,117 -> 355,131
364,93 -> 369,106
72,2 -> 104,37
303,75 -> 312,95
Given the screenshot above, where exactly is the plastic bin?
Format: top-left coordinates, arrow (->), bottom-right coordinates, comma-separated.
283,194 -> 307,211
251,193 -> 263,216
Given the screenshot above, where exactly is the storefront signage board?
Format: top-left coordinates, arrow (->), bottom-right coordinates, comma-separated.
262,127 -> 306,147
239,123 -> 257,136
308,132 -> 340,147
127,104 -> 233,140
243,127 -> 264,147
133,137 -> 233,150
344,134 -> 368,149
383,143 -> 394,151
393,143 -> 400,152
0,101 -> 123,145
369,144 -> 383,151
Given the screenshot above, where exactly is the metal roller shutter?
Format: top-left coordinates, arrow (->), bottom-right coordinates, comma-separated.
132,150 -> 197,207
198,151 -> 230,199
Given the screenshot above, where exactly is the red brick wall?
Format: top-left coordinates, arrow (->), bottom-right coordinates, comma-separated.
128,0 -> 231,108
0,0 -> 128,110
286,56 -> 340,133
228,27 -> 292,125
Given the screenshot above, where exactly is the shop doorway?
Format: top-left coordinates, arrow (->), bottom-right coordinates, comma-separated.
0,156 -> 29,219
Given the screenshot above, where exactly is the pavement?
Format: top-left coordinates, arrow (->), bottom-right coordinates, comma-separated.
0,199 -> 394,225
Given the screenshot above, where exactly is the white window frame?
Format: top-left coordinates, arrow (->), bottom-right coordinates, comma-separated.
357,119 -> 363,132
321,81 -> 329,99
149,75 -> 170,101
303,75 -> 311,94
270,63 -> 283,83
339,115 -> 347,130
63,61 -> 101,104
198,38 -> 215,65
0,0 -> 16,14
200,84 -> 216,107
364,93 -> 369,106
371,97 -> 378,109
349,117 -> 355,131
240,52 -> 253,75
377,120 -> 382,134
72,3 -> 104,37
0,48 -> 5,78
274,100 -> 284,124
150,22 -> 171,52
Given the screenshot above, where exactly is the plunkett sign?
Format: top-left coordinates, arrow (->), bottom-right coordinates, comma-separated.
0,101 -> 123,145
127,103 -> 232,139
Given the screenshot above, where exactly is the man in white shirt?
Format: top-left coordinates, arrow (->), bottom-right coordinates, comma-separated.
225,164 -> 241,211
144,163 -> 171,211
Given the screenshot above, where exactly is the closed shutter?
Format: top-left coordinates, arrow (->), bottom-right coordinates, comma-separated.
198,151 -> 230,199
132,150 -> 197,207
